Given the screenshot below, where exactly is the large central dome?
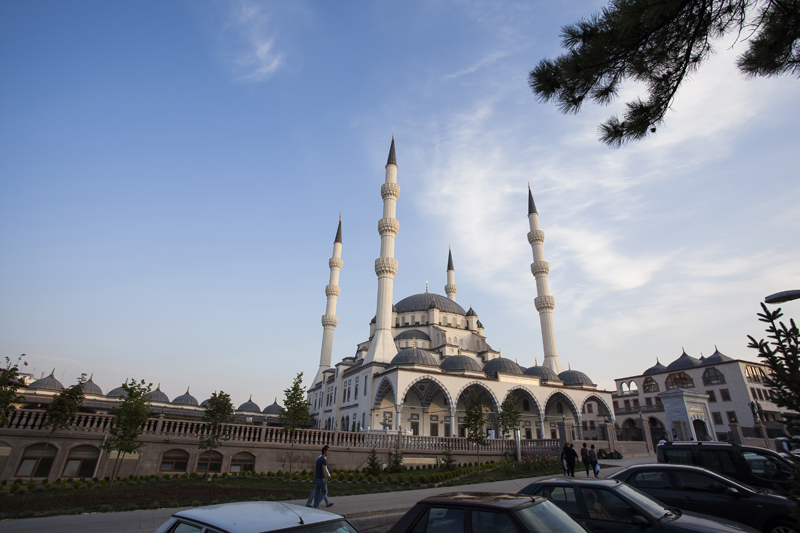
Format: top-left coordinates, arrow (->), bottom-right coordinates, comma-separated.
395,293 -> 467,315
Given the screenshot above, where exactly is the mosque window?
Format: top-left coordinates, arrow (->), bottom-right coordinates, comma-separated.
665,373 -> 694,390
15,443 -> 57,478
160,449 -> 189,472
197,451 -> 223,474
62,445 -> 100,478
556,402 -> 563,414
645,397 -> 652,406
354,384 -> 358,399
702,368 -> 726,385
523,399 -> 530,412
230,452 -> 255,472
587,403 -> 593,413
643,378 -> 659,392
757,388 -> 764,400
612,401 -> 618,409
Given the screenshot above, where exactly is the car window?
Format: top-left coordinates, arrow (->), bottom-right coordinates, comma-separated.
630,470 -> 672,490
662,448 -> 696,465
294,520 -> 360,533
471,510 -> 520,533
580,488 -> 640,524
533,485 -> 580,518
673,470 -> 729,493
514,501 -> 586,533
742,451 -> 794,480
170,522 -> 203,533
412,507 -> 464,533
700,450 -> 738,475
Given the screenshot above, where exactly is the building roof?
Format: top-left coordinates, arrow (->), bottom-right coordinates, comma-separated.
147,385 -> 170,403
172,388 -> 199,406
395,293 -> 466,315
666,350 -> 702,371
394,329 -> 431,341
483,357 -> 523,377
440,354 -> 483,372
390,347 -> 438,366
81,375 -> 103,396
701,347 -> 734,365
28,371 -> 64,392
643,359 -> 668,375
558,369 -> 594,386
263,398 -> 284,414
524,365 -> 560,380
466,307 -> 477,317
237,396 -> 261,413
107,383 -> 128,398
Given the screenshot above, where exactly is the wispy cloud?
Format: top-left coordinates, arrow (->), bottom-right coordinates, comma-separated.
224,0 -> 285,82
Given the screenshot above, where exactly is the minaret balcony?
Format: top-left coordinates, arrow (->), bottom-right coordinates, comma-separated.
378,217 -> 400,237
530,261 -> 550,277
381,183 -> 401,201
375,257 -> 399,276
329,257 -> 343,269
321,315 -> 339,327
527,230 -> 545,245
534,295 -> 556,312
325,285 -> 341,297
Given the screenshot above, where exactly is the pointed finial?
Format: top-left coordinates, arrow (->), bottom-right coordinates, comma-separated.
249,394 -> 252,401
387,135 -> 397,166
50,368 -> 55,375
528,186 -> 538,215
89,373 -> 94,381
413,338 -> 416,349
715,344 -> 718,351
425,281 -> 429,293
656,358 -> 660,364
535,357 -> 538,366
157,382 -> 161,390
515,358 -> 518,364
186,387 -> 190,393
392,131 -> 394,139
274,396 -> 277,403
568,362 -> 572,370
334,216 -> 342,244
447,248 -> 454,271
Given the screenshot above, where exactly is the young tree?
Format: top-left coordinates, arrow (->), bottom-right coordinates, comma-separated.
530,0 -> 800,147
198,391 -> 235,477
44,374 -> 87,450
388,435 -> 404,473
103,379 -> 152,487
463,390 -> 488,472
278,372 -> 311,484
440,440 -> 457,471
497,392 -> 522,440
0,354 -> 26,426
366,447 -> 383,476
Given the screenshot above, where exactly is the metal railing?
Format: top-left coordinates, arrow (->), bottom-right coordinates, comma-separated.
615,426 -> 644,442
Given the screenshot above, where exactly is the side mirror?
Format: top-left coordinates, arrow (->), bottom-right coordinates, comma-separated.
632,515 -> 650,527
725,487 -> 741,498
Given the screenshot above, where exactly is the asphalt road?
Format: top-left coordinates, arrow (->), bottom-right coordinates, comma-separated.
0,456 -> 656,533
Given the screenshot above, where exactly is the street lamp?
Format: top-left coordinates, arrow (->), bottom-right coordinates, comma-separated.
765,290 -> 800,304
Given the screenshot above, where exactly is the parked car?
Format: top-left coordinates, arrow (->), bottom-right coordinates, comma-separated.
518,478 -> 758,533
657,442 -> 799,491
608,463 -> 798,533
153,501 -> 360,533
775,437 -> 800,466
385,492 -> 588,533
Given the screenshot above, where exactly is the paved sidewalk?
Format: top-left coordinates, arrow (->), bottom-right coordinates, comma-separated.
0,455 -> 656,533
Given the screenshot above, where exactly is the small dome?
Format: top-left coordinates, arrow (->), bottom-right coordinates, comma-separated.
440,354 -> 483,372
428,299 -> 439,310
172,388 -> 198,406
476,320 -> 484,329
107,384 -> 128,398
558,369 -> 594,386
147,385 -> 170,403
466,307 -> 477,317
702,347 -> 734,365
390,347 -> 438,366
483,357 -> 523,377
643,359 -> 668,375
370,316 -> 376,324
524,365 -> 560,380
81,375 -> 103,396
394,330 -> 431,341
667,350 -> 702,371
263,398 -> 284,415
395,293 -> 466,315
237,396 -> 261,413
28,371 -> 64,392
200,399 -> 210,408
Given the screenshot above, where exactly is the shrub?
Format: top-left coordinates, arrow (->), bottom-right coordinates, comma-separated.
377,474 -> 383,482
301,469 -> 307,476
415,465 -> 420,470
428,464 -> 433,469
358,473 -> 365,482
221,472 -> 229,478
386,475 -> 393,483
121,476 -> 130,483
44,481 -> 54,489
10,484 -> 21,494
190,472 -> 198,479
347,473 -> 354,482
293,472 -> 301,480
26,481 -> 37,490
103,476 -> 110,483
73,481 -> 83,489
368,475 -> 373,482
331,472 -> 337,480
419,474 -> 427,484
181,473 -> 189,479
276,470 -> 283,477
172,474 -> 180,479
398,473 -> 405,483
408,474 -> 415,484
86,480 -> 95,489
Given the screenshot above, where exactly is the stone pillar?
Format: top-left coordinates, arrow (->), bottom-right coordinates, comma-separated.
636,416 -> 654,454
602,422 -> 617,451
728,423 -> 744,445
557,420 -> 573,447
450,410 -> 457,437
395,405 -> 402,431
539,420 -> 547,440
756,424 -> 771,448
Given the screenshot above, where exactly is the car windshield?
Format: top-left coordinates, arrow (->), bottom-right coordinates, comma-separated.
785,440 -> 800,452
279,520 -> 359,533
514,500 -> 586,533
613,484 -> 673,518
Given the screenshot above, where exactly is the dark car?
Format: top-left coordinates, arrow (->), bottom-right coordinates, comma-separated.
657,442 -> 799,491
775,438 -> 800,466
386,492 -> 588,533
608,463 -> 798,533
518,478 -> 758,533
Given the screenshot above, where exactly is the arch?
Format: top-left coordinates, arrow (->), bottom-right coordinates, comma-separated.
628,381 -> 639,392
400,375 -> 454,410
642,377 -> 659,393
230,451 -> 255,472
621,382 -> 629,394
502,386 -> 543,420
61,444 -> 100,478
702,368 -> 725,386
15,443 -> 57,478
197,450 -> 223,474
581,394 -> 614,422
622,418 -> 638,428
373,377 -> 397,409
454,381 -> 499,413
160,449 -> 190,473
665,372 -> 694,390
648,416 -> 665,428
543,390 -> 581,422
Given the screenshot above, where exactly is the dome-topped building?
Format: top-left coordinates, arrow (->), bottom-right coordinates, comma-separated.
390,346 -> 438,367
263,398 -> 284,415
172,388 -> 198,406
81,374 -> 103,396
643,359 -> 667,375
147,384 -> 170,403
237,396 -> 261,413
440,354 -> 483,373
524,359 -> 560,381
701,347 -> 734,365
558,367 -> 595,387
27,370 -> 64,392
395,293 -> 466,316
666,350 -> 702,371
483,357 -> 523,377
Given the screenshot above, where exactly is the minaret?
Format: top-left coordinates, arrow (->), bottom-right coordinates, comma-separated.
364,136 -> 400,365
313,216 -> 343,385
527,186 -> 564,373
445,247 -> 457,301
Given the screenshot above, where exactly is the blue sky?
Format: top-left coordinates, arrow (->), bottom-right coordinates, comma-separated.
2,0 -> 798,408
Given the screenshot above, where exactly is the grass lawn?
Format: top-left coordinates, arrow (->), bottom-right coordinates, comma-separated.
0,458 -> 564,520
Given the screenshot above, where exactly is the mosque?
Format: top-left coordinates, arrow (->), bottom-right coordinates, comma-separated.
306,137 -> 614,440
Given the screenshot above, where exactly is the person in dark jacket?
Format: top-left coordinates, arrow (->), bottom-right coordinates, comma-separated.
565,443 -> 579,477
560,444 -> 569,475
588,444 -> 599,478
580,442 -> 590,477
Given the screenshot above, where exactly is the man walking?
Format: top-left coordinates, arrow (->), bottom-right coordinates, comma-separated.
305,445 -> 333,508
565,442 -> 578,477
588,444 -> 599,478
580,442 -> 590,477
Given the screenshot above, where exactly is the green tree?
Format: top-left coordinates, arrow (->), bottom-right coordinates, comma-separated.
199,391 -> 235,477
103,379 -> 152,487
463,390 -> 488,472
366,447 -> 383,476
440,440 -> 457,471
497,392 -> 522,440
44,374 -> 87,450
278,372 -> 311,484
529,0 -> 800,147
388,435 -> 404,473
0,354 -> 26,426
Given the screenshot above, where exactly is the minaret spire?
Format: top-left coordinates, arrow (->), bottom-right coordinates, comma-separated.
364,135 -> 400,365
313,216 -> 344,385
527,187 -> 564,373
445,247 -> 457,301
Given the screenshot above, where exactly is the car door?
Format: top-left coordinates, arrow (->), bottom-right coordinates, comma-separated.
671,469 -> 749,526
741,449 -> 796,490
624,469 -> 680,508
531,485 -> 583,523
576,487 -> 651,533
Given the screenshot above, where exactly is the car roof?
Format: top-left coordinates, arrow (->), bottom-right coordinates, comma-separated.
173,502 -> 344,533
532,478 -> 622,488
420,492 -> 545,510
612,463 -> 728,475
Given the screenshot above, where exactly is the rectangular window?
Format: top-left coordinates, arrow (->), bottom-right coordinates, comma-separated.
655,396 -> 663,405
613,401 -> 619,409
707,390 -> 716,403
751,387 -> 758,400
633,399 -> 640,407
756,388 -> 764,400
354,385 -> 358,400
645,397 -> 652,406
727,411 -> 738,424
624,400 -> 631,408
712,412 -> 723,425
589,420 -> 595,428
430,423 -> 438,436
720,389 -> 731,401
587,404 -> 593,413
